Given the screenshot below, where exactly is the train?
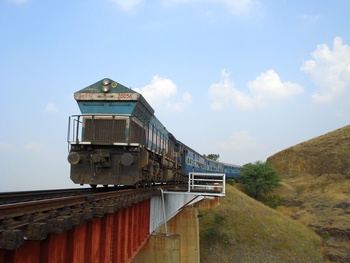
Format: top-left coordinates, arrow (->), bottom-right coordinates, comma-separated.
67,78 -> 241,188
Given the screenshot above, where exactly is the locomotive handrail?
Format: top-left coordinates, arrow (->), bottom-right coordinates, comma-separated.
188,172 -> 226,196
67,115 -> 83,146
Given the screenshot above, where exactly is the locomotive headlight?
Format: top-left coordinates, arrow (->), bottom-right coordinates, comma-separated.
121,153 -> 134,166
102,85 -> 110,93
102,78 -> 110,93
102,78 -> 110,86
68,152 -> 80,165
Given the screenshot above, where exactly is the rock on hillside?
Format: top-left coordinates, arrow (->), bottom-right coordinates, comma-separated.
267,125 -> 350,177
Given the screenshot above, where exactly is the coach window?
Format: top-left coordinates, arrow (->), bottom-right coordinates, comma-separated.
153,127 -> 156,147
157,130 -> 161,149
148,124 -> 152,147
165,137 -> 168,154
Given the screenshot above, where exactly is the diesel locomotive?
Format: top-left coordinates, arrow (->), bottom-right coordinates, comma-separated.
67,78 -> 240,188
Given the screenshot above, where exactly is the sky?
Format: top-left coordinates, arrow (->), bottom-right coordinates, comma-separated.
1,0 -> 349,191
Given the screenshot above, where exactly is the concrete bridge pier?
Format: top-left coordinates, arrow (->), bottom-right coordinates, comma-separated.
133,206 -> 200,263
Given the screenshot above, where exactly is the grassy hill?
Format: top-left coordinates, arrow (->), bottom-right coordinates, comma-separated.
199,184 -> 323,262
267,125 -> 350,262
267,125 -> 350,177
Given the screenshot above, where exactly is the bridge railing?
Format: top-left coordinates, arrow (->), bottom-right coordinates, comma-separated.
188,172 -> 226,196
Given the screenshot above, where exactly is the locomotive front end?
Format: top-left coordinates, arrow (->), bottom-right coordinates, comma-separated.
67,78 -> 153,187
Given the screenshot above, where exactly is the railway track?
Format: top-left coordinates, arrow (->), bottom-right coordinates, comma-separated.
0,186 -> 132,205
0,186 -> 162,221
0,185 -> 181,250
0,179 -> 211,251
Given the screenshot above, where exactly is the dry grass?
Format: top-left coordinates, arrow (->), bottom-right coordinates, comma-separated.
267,125 -> 350,177
275,174 -> 350,262
267,125 -> 350,262
199,184 -> 323,263
199,125 -> 350,262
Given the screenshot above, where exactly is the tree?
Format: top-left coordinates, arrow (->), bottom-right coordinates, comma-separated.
239,161 -> 281,199
204,154 -> 220,161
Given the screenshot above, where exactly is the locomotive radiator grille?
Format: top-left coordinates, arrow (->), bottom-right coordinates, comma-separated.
130,119 -> 146,144
83,117 -> 127,143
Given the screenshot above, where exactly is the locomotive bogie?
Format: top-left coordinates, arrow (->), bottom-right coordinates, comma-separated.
69,145 -> 141,186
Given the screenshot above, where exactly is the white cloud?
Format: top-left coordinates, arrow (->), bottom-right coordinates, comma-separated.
24,141 -> 44,151
7,0 -> 28,4
162,0 -> 262,16
218,130 -> 257,151
301,37 -> 350,103
161,0 -> 202,8
45,103 -> 60,113
0,142 -> 14,150
209,70 -> 252,110
216,0 -> 262,16
209,69 -> 304,111
136,75 -> 177,102
162,0 -> 194,5
203,130 -> 260,164
247,69 -> 304,105
135,75 -> 191,112
109,0 -> 142,12
301,14 -> 321,24
110,0 -> 262,16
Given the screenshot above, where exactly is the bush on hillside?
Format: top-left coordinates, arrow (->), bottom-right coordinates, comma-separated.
226,178 -> 235,186
239,161 -> 282,200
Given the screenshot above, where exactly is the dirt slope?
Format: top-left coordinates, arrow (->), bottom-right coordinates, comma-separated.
267,125 -> 350,262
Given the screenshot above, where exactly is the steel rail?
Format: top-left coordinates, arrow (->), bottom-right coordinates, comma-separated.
0,184 -> 187,224
0,186 -> 132,205
0,195 -> 87,220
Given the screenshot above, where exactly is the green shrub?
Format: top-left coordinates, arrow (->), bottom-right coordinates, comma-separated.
202,227 -> 219,240
239,161 -> 282,199
226,179 -> 235,186
321,231 -> 330,245
214,213 -> 226,224
261,194 -> 286,208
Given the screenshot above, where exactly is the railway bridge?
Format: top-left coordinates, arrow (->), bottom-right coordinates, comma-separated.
0,173 -> 225,263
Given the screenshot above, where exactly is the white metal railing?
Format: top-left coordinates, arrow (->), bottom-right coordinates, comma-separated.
160,173 -> 226,197
187,172 -> 226,196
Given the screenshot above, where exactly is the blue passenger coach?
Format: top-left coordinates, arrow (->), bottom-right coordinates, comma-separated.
224,164 -> 241,179
181,143 -> 241,180
182,144 -> 206,175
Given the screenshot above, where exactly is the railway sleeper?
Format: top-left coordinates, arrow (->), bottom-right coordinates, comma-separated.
24,223 -> 48,240
0,230 -> 23,250
47,216 -> 73,235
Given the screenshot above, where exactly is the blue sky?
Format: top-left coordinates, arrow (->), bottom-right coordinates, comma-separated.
1,0 -> 349,191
